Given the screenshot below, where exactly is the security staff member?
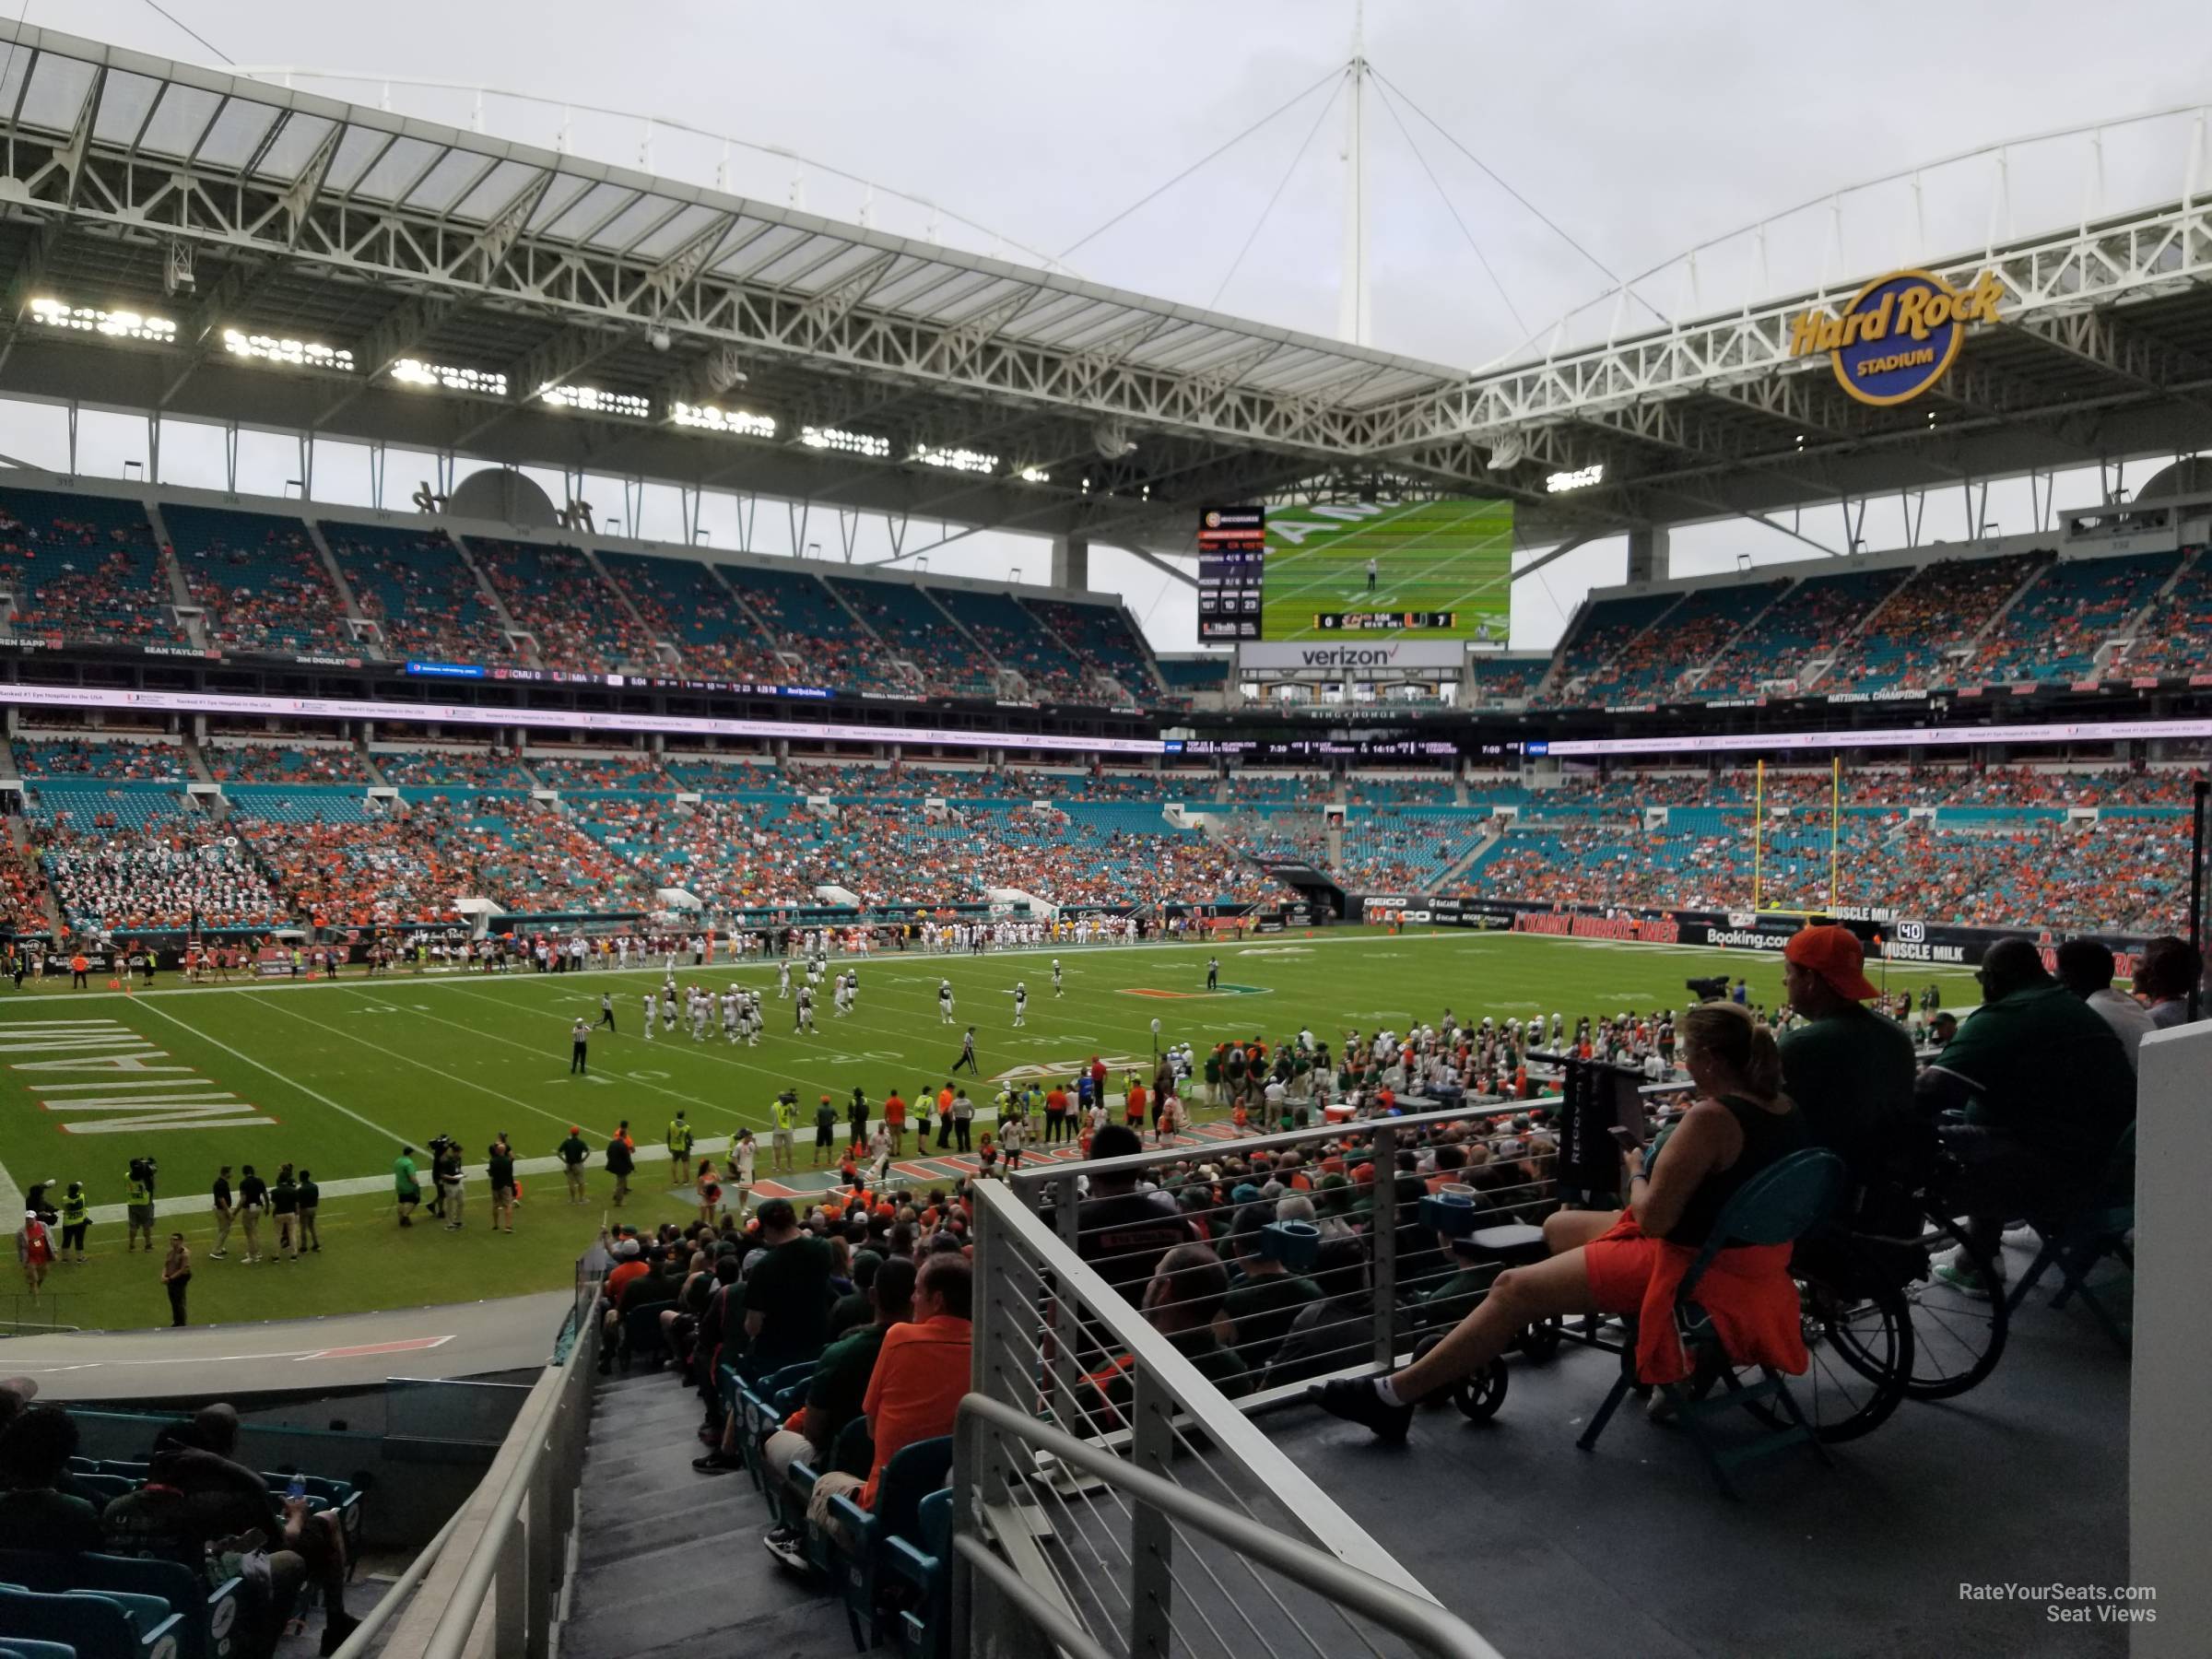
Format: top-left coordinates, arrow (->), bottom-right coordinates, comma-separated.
770,1092 -> 799,1173
666,1112 -> 694,1184
59,1182 -> 89,1264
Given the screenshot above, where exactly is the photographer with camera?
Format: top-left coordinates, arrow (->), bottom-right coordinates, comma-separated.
124,1155 -> 159,1253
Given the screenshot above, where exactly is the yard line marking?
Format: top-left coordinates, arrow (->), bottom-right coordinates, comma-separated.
130,996 -> 411,1145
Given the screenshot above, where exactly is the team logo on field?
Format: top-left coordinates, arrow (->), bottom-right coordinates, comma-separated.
1788,267 -> 2004,406
989,1053 -> 1149,1086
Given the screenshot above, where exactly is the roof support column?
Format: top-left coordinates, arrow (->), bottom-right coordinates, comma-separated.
1627,525 -> 1670,584
1051,534 -> 1090,593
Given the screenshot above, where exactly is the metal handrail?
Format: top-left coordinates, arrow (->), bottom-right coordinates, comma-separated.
959,1394 -> 1504,1659
325,1503 -> 466,1659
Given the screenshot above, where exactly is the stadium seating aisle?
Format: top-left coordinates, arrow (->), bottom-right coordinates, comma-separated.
1824,553 -> 2044,693
1023,595 -> 1166,702
929,589 -> 1089,703
1967,550 -> 2182,684
827,577 -> 1004,697
720,566 -> 891,693
557,1371 -> 853,1659
598,550 -> 787,683
0,487 -> 183,648
465,538 -> 658,675
321,522 -> 512,665
163,506 -> 349,657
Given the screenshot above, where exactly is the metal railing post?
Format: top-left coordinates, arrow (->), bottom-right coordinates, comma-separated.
1370,1121 -> 1399,1371
524,1455 -> 553,1659
1126,1368 -> 1177,1659
494,1509 -> 525,1658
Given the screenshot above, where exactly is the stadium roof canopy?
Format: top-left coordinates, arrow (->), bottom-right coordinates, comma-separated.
5,20 -> 2212,560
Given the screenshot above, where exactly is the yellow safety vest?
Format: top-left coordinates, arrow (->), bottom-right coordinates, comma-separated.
667,1120 -> 691,1154
61,1191 -> 88,1226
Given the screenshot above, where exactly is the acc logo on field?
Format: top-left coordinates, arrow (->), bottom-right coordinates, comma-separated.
1789,268 -> 2005,406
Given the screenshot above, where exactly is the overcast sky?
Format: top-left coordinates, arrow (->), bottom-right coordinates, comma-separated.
20,0 -> 2212,652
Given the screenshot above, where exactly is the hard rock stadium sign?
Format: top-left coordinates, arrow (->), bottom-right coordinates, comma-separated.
1788,267 -> 2006,406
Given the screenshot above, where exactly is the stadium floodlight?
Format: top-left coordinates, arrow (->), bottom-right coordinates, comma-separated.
1545,463 -> 1604,493
1018,465 -> 1052,484
29,298 -> 178,344
801,425 -> 890,459
538,382 -> 651,419
223,329 -> 355,371
911,444 -> 999,475
391,358 -> 510,397
671,400 -> 778,439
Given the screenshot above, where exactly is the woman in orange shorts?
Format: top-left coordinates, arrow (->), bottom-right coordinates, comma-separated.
1312,1001 -> 1807,1439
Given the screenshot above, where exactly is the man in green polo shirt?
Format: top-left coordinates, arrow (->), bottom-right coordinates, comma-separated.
1917,935 -> 2136,1296
1779,924 -> 1918,1192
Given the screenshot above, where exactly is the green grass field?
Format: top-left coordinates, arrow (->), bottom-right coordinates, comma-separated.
0,928 -> 1983,1331
1263,498 -> 1514,641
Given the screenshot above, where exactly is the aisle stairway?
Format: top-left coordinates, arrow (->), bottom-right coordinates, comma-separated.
559,1369 -> 854,1659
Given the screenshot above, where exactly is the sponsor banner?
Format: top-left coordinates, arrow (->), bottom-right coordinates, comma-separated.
1513,911 -> 1681,945
1238,639 -> 1465,674
1789,267 -> 2005,406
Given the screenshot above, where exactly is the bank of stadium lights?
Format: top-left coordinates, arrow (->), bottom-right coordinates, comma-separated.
672,400 -> 778,440
801,425 -> 891,460
911,444 -> 999,475
29,298 -> 178,344
1545,463 -> 1605,494
223,329 -> 354,371
391,358 -> 509,397
538,382 -> 651,419
1018,465 -> 1052,484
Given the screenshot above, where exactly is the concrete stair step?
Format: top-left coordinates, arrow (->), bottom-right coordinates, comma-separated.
576,1488 -> 763,1569
562,1534 -> 849,1658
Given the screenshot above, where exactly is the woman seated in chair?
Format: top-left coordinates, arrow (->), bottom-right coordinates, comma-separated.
1312,1001 -> 1809,1440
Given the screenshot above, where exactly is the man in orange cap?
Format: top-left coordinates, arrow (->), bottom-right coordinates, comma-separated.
1778,924 -> 1915,1189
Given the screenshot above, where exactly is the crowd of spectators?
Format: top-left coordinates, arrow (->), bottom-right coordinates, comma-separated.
467,539 -> 657,675
529,753 -> 672,792
373,747 -> 535,790
2118,550 -> 2212,678
14,737 -> 185,781
723,568 -> 889,694
827,578 -> 1004,699
205,743 -> 370,784
1581,582 -> 1784,704
1823,554 -> 2043,693
1966,550 -> 2181,685
322,523 -> 512,665
0,488 -> 182,649
930,589 -> 1090,703
166,508 -> 348,657
599,550 -> 788,684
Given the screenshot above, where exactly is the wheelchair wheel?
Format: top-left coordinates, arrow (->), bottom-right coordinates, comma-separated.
1454,1358 -> 1508,1421
1901,1212 -> 2008,1399
1517,1317 -> 1563,1362
1747,1262 -> 1912,1444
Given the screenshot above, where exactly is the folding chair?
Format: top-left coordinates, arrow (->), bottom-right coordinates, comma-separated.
2006,1123 -> 2135,1354
1576,1147 -> 1847,1500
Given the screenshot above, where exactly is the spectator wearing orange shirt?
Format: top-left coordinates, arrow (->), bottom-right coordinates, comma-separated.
804,1255 -> 972,1541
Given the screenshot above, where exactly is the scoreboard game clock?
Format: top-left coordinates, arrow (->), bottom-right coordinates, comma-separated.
1196,505 -> 1266,641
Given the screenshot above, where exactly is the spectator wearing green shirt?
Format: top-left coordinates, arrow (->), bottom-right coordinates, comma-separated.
1778,924 -> 1918,1192
749,1258 -> 918,1559
1917,936 -> 2136,1297
1215,1205 -> 1321,1374
393,1146 -> 421,1228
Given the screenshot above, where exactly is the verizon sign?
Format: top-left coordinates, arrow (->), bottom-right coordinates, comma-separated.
1239,640 -> 1465,674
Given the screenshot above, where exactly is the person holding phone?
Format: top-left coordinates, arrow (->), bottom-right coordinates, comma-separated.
1312,1001 -> 1810,1441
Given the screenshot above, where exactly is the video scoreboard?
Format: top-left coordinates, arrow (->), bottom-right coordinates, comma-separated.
1194,498 -> 1512,644
1196,505 -> 1266,641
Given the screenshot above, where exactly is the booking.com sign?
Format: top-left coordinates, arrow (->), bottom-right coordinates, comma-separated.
1789,267 -> 2006,406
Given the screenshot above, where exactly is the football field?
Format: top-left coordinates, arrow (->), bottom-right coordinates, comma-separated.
1262,498 -> 1514,641
0,929 -> 1982,1332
